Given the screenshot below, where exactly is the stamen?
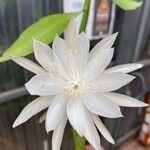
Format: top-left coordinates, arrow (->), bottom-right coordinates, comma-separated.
49,68 -> 102,98
73,85 -> 79,90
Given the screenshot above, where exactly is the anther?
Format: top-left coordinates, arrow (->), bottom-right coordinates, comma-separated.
73,85 -> 79,90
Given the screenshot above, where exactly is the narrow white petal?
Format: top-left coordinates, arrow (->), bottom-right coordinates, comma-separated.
83,111 -> 101,150
33,39 -> 54,71
52,115 -> 67,150
74,33 -> 89,74
83,94 -> 123,118
64,17 -> 77,48
92,114 -> 114,144
13,96 -> 53,128
75,32 -> 90,58
103,92 -> 148,107
90,33 -> 118,59
46,95 -> 67,132
95,72 -> 135,92
53,35 -> 68,53
9,55 -> 47,75
67,98 -> 86,136
105,63 -> 143,73
67,98 -> 100,150
53,36 -> 75,78
39,112 -> 46,123
85,48 -> 114,81
52,51 -> 72,80
25,74 -> 60,96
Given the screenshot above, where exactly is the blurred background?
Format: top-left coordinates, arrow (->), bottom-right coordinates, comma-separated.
0,0 -> 150,150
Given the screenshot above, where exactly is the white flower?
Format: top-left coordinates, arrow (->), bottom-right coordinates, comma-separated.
10,18 -> 148,150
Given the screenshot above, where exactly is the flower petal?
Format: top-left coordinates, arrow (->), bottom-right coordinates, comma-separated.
39,112 -> 46,123
85,48 -> 114,81
67,98 -> 100,150
53,36 -> 75,79
9,55 -> 47,75
64,17 -> 77,49
13,96 -> 53,128
95,72 -> 135,92
33,39 -> 54,71
67,98 -> 86,136
89,33 -> 118,59
83,111 -> 101,150
103,92 -> 148,107
52,114 -> 67,150
53,35 -> 68,52
52,51 -> 71,81
25,74 -> 60,96
92,114 -> 114,144
74,33 -> 89,74
45,95 -> 67,132
83,93 -> 123,118
105,63 -> 143,73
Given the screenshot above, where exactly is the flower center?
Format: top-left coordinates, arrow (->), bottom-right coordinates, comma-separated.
73,85 -> 79,90
52,74 -> 102,98
62,81 -> 87,98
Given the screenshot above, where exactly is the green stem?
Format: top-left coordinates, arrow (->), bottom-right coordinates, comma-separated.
73,1 -> 91,150
73,129 -> 86,150
79,0 -> 91,33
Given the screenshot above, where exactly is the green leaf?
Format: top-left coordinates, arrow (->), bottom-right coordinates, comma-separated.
113,0 -> 143,10
0,12 -> 77,62
73,129 -> 86,150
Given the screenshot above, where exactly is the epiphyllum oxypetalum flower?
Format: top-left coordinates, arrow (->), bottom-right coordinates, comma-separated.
10,18 -> 148,150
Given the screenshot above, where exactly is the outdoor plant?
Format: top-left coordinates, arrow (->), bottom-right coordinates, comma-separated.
0,0 -> 146,150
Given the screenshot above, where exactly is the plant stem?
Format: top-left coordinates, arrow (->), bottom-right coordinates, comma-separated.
79,0 -> 91,33
73,129 -> 86,150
